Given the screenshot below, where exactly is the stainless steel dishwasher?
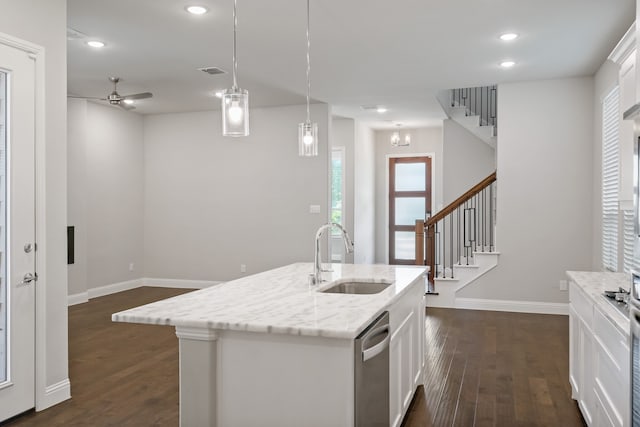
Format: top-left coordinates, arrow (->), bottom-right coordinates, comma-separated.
355,311 -> 390,426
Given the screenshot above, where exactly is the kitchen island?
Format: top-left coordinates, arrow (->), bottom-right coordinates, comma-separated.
113,263 -> 427,427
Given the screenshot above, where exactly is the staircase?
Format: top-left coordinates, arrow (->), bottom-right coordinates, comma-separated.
437,85 -> 497,148
415,172 -> 499,308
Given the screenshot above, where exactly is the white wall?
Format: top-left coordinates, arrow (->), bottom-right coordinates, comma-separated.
442,119 -> 496,205
374,127 -> 443,263
0,0 -> 68,408
67,99 -> 88,296
143,104 -> 330,281
459,77 -> 595,303
331,118 -> 355,263
86,103 -> 145,288
67,100 -> 145,294
353,122 -> 375,264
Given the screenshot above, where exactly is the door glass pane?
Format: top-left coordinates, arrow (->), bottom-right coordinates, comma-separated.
394,231 -> 415,260
395,162 -> 425,191
0,71 -> 6,383
395,197 -> 425,226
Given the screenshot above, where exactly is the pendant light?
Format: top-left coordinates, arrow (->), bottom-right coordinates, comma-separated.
298,0 -> 318,156
390,124 -> 411,147
222,0 -> 249,137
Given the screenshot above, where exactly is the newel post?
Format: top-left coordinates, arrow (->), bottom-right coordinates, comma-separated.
415,219 -> 424,266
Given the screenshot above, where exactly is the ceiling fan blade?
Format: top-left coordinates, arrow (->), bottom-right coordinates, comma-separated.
122,92 -> 153,100
118,103 -> 136,111
68,95 -> 108,101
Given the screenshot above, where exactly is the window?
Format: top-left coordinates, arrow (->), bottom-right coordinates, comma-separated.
330,148 -> 345,262
331,148 -> 344,228
602,86 -> 620,271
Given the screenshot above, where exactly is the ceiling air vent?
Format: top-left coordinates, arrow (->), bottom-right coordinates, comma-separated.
198,67 -> 227,76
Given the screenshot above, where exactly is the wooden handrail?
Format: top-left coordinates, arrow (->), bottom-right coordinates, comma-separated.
417,170 -> 497,287
426,171 -> 496,227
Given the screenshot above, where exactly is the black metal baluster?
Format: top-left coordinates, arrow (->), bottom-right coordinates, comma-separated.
443,216 -> 447,278
434,222 -> 439,277
489,182 -> 494,251
450,208 -> 453,278
457,207 -> 460,266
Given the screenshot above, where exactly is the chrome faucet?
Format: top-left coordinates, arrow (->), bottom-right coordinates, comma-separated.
310,222 -> 354,285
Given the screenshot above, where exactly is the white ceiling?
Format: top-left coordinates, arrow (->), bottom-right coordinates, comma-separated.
67,0 -> 635,129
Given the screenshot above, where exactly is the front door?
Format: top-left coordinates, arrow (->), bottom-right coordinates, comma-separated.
0,41 -> 37,421
389,156 -> 431,264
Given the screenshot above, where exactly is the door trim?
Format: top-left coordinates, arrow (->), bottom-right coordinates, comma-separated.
0,32 -> 61,411
385,152 -> 436,264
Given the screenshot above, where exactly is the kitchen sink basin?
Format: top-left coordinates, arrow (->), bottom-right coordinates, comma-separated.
320,280 -> 392,295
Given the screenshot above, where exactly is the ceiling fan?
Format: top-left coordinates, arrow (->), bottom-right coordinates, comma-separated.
69,77 -> 152,110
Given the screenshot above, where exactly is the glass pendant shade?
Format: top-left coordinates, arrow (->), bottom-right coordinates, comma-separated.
222,88 -> 249,137
404,134 -> 411,145
391,131 -> 400,147
298,121 -> 318,156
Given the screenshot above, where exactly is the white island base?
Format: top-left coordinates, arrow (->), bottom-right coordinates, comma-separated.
113,263 -> 426,427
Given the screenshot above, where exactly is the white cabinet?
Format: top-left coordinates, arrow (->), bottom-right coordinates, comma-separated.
388,281 -> 425,427
569,281 -> 630,427
593,305 -> 630,427
569,283 -> 595,426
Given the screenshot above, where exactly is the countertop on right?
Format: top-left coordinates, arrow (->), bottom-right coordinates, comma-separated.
566,270 -> 630,336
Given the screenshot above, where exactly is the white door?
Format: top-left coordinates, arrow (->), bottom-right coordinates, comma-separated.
0,41 -> 36,421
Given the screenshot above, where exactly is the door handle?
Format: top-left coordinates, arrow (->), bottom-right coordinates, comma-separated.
20,272 -> 37,285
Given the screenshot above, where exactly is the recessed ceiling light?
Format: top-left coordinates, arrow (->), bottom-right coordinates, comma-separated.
186,5 -> 209,15
376,107 -> 388,113
500,33 -> 518,41
123,99 -> 134,105
500,60 -> 516,68
86,40 -> 105,48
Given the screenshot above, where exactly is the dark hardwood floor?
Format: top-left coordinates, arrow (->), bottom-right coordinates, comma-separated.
3,287 -> 191,427
402,308 -> 586,427
4,289 -> 585,426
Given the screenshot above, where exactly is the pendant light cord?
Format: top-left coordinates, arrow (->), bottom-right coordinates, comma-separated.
233,0 -> 238,89
306,0 -> 311,123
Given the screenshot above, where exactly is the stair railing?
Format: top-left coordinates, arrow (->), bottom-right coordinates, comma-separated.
451,85 -> 497,133
415,171 -> 497,287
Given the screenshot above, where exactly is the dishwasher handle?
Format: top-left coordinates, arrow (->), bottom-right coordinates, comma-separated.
362,325 -> 390,362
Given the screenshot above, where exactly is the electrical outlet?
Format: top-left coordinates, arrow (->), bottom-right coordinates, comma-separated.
129,262 -> 134,272
559,279 -> 568,291
240,264 -> 246,273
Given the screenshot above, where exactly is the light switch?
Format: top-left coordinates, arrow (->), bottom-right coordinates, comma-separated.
309,205 -> 321,214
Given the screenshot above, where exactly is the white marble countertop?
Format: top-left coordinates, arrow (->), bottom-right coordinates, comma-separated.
566,270 -> 630,336
112,263 -> 427,339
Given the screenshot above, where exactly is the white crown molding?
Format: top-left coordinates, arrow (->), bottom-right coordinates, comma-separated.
609,22 -> 636,65
175,326 -> 218,341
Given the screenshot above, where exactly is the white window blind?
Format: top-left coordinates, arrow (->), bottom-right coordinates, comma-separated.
623,209 -> 639,272
602,86 -> 620,272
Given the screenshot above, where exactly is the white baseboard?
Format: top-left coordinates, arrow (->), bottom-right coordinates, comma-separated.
67,292 -> 89,306
37,378 -> 71,411
68,277 -> 223,306
87,278 -> 144,300
142,277 -> 222,289
454,297 -> 569,315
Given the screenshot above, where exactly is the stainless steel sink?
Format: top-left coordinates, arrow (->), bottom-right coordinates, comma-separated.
320,280 -> 392,295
